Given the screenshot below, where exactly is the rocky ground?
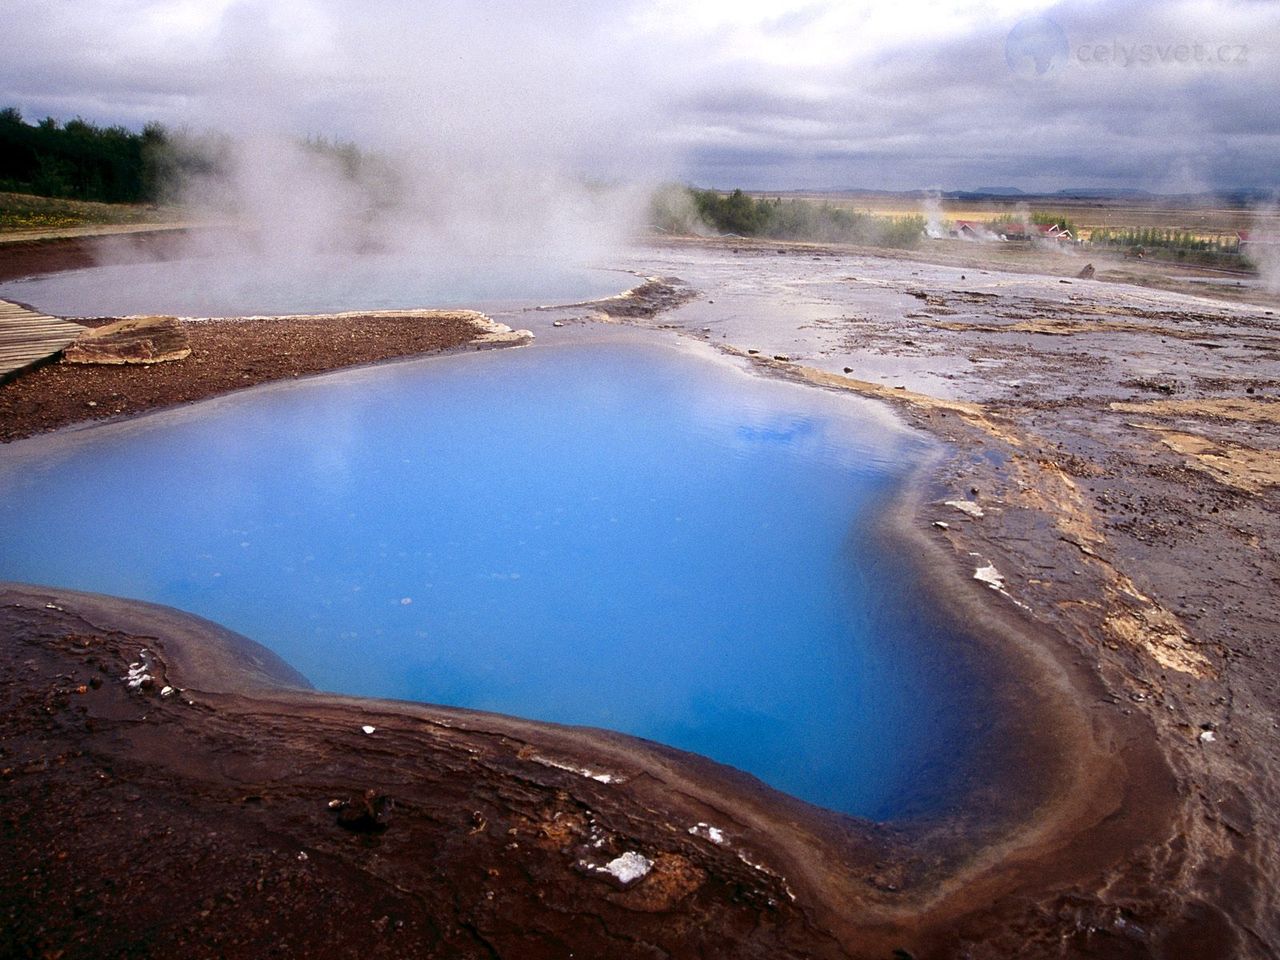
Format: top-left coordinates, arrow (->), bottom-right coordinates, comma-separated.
0,310 -> 528,443
2,231 -> 1279,958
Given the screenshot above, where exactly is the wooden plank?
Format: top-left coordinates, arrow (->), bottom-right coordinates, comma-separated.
0,298 -> 88,381
0,329 -> 84,340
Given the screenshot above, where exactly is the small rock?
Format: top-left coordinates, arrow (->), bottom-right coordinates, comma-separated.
601,851 -> 652,885
361,724 -> 376,735
1077,263 -> 1096,280
688,822 -> 725,844
1199,730 -> 1216,743
844,367 -> 853,373
552,320 -> 565,327
974,564 -> 1005,591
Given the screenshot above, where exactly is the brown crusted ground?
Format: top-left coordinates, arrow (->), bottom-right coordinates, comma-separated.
0,313 -> 494,443
0,566 -> 1187,960
0,584 -> 850,960
0,228 -> 193,284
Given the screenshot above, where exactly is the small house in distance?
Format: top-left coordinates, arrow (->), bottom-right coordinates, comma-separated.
994,222 -> 1073,242
950,220 -> 1073,242
1237,229 -> 1278,257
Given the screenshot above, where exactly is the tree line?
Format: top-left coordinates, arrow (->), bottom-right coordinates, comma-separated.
0,108 -> 393,208
1089,226 -> 1237,252
0,107 -> 174,203
652,186 -> 924,248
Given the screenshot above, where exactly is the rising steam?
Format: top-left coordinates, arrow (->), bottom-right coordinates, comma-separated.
93,0 -> 674,306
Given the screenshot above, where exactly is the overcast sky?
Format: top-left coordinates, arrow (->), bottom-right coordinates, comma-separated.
3,0 -> 1277,192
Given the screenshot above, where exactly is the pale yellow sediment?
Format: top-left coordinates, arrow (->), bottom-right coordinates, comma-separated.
1110,397 -> 1280,424
1129,424 -> 1280,494
734,348 -> 1215,678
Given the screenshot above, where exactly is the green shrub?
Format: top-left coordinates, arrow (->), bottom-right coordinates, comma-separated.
653,185 -> 923,249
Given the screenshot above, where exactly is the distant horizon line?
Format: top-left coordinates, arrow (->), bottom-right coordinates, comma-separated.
687,185 -> 1279,202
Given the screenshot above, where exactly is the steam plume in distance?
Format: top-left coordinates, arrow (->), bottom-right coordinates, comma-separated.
115,0 -> 675,296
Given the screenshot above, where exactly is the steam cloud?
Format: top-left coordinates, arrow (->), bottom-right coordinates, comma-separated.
1247,203 -> 1280,294
95,0 -> 677,305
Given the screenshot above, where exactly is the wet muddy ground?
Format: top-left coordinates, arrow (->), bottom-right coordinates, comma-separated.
2,232 -> 1278,957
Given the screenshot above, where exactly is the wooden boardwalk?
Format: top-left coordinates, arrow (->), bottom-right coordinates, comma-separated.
0,299 -> 86,382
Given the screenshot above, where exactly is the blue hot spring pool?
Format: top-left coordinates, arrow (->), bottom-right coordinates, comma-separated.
0,338 -> 991,819
0,252 -> 630,317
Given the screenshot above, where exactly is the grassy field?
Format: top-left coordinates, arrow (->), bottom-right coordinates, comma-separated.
0,191 -> 181,234
748,192 -> 1278,245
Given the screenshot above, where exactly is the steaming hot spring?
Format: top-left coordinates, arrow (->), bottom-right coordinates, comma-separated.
0,248 -> 633,317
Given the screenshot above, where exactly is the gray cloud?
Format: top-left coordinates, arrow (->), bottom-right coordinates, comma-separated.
1,0 -> 1276,192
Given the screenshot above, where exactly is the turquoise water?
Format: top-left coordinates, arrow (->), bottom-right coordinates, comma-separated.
0,253 -> 629,317
0,338 -> 988,819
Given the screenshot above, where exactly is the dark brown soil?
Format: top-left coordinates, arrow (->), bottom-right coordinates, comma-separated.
0,584 -> 849,960
0,313 -> 491,443
0,228 -> 194,284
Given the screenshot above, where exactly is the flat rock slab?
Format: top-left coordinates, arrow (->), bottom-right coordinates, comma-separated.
63,315 -> 191,365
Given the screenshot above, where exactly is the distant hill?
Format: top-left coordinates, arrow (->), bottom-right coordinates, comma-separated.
1050,187 -> 1154,199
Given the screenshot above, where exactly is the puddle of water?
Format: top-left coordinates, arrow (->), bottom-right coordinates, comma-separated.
0,338 -> 993,820
0,253 -> 630,316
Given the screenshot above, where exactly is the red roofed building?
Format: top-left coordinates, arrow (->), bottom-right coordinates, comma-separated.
994,222 -> 1072,242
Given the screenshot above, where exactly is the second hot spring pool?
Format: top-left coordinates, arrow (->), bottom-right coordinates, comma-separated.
0,251 -> 632,317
